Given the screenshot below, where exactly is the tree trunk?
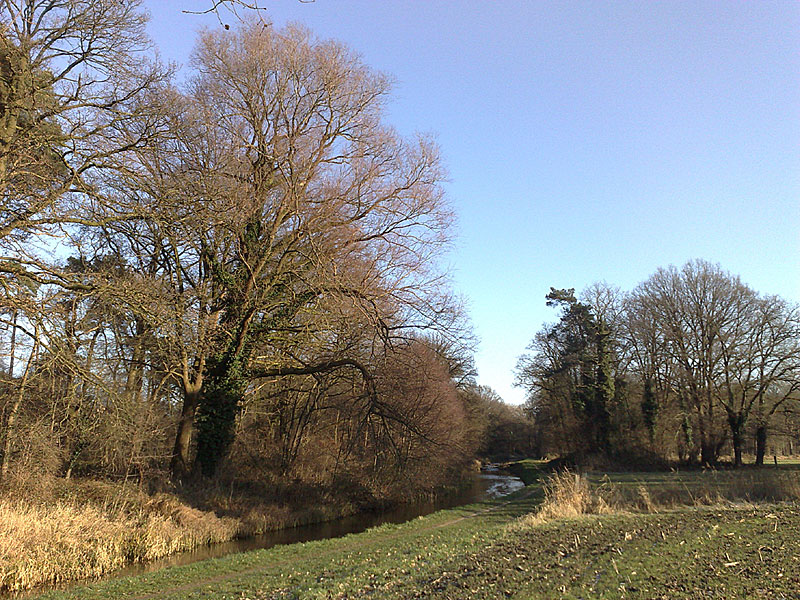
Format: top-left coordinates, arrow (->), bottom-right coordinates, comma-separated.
678,393 -> 695,464
1,388 -> 22,479
701,392 -> 717,467
755,424 -> 767,467
1,329 -> 38,480
593,327 -> 614,453
7,309 -> 17,376
700,441 -> 716,467
727,412 -> 745,468
697,402 -> 712,466
124,316 -> 146,403
170,387 -> 201,480
641,378 -> 657,445
732,439 -> 743,468
193,354 -> 245,478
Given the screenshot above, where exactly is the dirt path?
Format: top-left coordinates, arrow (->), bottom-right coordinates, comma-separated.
127,488 -> 539,600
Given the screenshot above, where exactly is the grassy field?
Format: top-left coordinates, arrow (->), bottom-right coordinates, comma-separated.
25,465 -> 800,600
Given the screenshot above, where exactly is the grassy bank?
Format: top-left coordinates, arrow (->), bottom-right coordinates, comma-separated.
0,477 -> 366,593
25,488 -> 541,600
0,468 -> 483,594
25,466 -> 800,600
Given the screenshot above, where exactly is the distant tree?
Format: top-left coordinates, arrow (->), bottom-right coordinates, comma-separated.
459,384 -> 536,460
624,285 -> 691,460
629,260 -> 800,467
516,288 -> 615,457
518,263 -> 800,468
629,262 -> 737,465
726,296 -> 800,466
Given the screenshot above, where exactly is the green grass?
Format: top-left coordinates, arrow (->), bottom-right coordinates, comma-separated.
27,466 -> 800,600
585,465 -> 800,507
422,504 -> 800,599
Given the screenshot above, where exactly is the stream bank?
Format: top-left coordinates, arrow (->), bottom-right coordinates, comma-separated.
8,466 -> 524,599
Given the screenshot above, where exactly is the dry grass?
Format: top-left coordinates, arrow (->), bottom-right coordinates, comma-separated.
0,484 -> 241,592
522,470 -> 614,525
0,476 -> 369,593
725,470 -> 800,501
604,469 -> 800,509
518,468 -> 800,529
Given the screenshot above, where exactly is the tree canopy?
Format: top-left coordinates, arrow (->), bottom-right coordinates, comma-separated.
0,3 -> 491,504
517,261 -> 800,467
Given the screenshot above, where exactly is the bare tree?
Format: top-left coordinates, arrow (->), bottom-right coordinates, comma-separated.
624,289 -> 691,457
0,1 -> 168,249
629,261 -> 742,464
0,5 -> 170,471
82,20 -> 454,480
715,296 -> 800,466
628,260 -> 800,466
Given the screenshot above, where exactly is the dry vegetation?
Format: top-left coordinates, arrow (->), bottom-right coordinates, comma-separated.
0,479 -> 237,592
520,468 -> 800,529
0,475 -> 365,593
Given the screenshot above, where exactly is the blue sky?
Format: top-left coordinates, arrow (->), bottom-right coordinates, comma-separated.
145,1 -> 800,404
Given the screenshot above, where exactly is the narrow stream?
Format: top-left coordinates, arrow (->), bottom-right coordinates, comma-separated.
10,466 -> 524,599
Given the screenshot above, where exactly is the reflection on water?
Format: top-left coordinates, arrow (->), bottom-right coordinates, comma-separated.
8,467 -> 524,599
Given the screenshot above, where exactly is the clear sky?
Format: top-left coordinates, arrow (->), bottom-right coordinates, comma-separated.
145,1 -> 800,405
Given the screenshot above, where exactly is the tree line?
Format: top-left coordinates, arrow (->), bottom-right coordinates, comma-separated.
0,1 -> 520,505
517,260 -> 800,467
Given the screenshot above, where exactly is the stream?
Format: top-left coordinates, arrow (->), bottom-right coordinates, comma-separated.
10,465 -> 524,598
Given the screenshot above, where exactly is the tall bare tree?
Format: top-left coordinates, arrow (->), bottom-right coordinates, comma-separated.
629,261 -> 743,465
84,21 -> 455,479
